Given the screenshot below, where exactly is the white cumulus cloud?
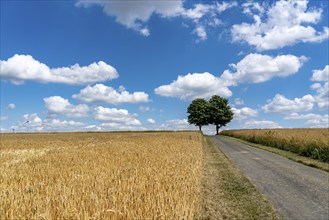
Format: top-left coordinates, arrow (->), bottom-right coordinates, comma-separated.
94,106 -> 141,126
311,82 -> 329,110
147,118 -> 156,124
99,122 -> 145,131
7,103 -> 16,110
310,65 -> 329,110
22,113 -> 42,125
43,119 -> 85,131
72,84 -> 149,104
76,0 -> 184,36
0,54 -> 118,85
284,113 -> 329,128
154,72 -> 232,100
12,113 -> 85,132
244,120 -> 282,129
155,53 -> 305,101
95,106 -> 144,131
220,53 -> 306,85
159,119 -> 196,131
232,107 -> 258,120
232,0 -> 329,50
14,113 -> 43,132
76,0 -> 236,40
44,96 -> 89,118
262,94 -> 314,113
311,65 -> 329,82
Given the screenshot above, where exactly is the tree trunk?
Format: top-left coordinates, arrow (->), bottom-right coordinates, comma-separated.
198,125 -> 202,131
216,124 -> 220,135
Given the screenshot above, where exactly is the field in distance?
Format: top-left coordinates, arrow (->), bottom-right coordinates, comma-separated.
220,128 -> 329,163
0,131 -> 277,219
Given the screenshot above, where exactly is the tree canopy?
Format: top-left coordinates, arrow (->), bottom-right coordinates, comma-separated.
208,95 -> 234,134
187,95 -> 233,134
187,98 -> 209,131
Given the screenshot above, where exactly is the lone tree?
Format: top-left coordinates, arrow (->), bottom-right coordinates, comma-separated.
208,95 -> 233,135
187,98 -> 209,131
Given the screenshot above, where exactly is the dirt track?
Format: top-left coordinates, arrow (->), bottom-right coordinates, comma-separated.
211,135 -> 329,220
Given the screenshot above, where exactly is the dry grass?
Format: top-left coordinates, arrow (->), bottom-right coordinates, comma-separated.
221,128 -> 329,163
0,132 -> 203,219
199,136 -> 279,220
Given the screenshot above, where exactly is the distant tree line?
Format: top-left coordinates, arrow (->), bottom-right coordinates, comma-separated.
187,95 -> 233,134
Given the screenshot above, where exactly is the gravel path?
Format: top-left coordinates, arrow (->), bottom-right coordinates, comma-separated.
211,135 -> 329,220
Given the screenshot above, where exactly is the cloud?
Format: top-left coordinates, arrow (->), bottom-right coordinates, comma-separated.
1,116 -> 8,121
72,84 -> 149,104
0,54 -> 118,85
43,119 -> 85,131
284,112 -> 327,120
183,3 -> 223,21
311,65 -> 329,82
76,1 -> 236,40
95,106 -> 144,131
12,113 -> 85,132
154,72 -> 232,100
232,107 -> 258,120
94,106 -> 141,126
155,53 -> 305,101
284,113 -> 329,127
84,125 -> 102,131
193,25 -> 207,41
139,106 -> 151,112
76,0 -> 184,36
44,96 -> 89,118
22,113 -> 42,125
13,113 -> 43,132
220,53 -> 306,85
241,1 -> 265,16
99,122 -> 145,131
310,65 -> 329,110
182,2 -> 237,40
262,94 -> 314,113
311,82 -> 329,110
7,103 -> 16,110
234,98 -> 244,105
244,120 -> 282,129
232,0 -> 329,50
159,119 -> 196,131
147,118 -> 156,124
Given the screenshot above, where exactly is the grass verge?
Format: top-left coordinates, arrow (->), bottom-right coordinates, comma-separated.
224,136 -> 329,172
199,136 -> 279,220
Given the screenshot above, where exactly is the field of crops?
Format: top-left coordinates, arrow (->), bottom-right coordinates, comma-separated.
220,128 -> 329,163
0,132 -> 203,219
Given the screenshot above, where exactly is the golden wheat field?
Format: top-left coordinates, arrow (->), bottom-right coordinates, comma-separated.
221,128 -> 329,162
221,128 -> 328,143
0,132 -> 203,219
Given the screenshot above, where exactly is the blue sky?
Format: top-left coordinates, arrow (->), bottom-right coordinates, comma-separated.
1,0 -> 328,134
